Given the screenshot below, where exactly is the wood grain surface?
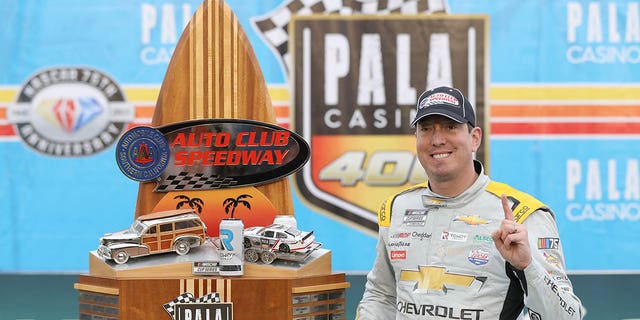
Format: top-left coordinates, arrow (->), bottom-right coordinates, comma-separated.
134,0 -> 293,218
77,273 -> 348,319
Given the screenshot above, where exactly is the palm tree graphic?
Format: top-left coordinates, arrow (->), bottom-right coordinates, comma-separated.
223,194 -> 253,218
174,195 -> 204,213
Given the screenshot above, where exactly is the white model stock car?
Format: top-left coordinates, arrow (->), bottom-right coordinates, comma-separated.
243,223 -> 315,254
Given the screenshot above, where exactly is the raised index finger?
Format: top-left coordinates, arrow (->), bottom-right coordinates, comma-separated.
501,194 -> 515,221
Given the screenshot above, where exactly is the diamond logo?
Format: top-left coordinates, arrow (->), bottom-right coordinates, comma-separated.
52,98 -> 75,132
47,97 -> 104,133
75,97 -> 104,131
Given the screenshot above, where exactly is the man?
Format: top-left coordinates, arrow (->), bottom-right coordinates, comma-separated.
356,86 -> 585,319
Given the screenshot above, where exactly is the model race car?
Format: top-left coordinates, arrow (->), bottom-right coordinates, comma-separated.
243,223 -> 315,253
242,223 -> 321,264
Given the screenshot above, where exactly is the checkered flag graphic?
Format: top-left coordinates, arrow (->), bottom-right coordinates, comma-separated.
163,292 -> 196,316
196,292 -> 221,303
155,172 -> 239,192
252,0 -> 449,75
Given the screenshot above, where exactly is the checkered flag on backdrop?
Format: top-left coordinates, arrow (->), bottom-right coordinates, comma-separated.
251,0 -> 449,75
163,292 -> 222,317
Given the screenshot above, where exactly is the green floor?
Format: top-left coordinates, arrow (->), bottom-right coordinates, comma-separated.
0,273 -> 638,319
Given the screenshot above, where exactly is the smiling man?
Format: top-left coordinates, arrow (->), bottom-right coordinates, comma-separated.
356,86 -> 586,319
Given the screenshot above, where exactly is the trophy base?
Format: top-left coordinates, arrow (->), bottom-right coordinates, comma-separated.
87,241 -> 333,279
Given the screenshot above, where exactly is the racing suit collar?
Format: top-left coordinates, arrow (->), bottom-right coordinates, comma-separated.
422,160 -> 488,209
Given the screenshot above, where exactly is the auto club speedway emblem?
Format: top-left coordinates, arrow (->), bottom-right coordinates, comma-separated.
252,0 -> 487,232
116,126 -> 170,182
7,66 -> 134,157
115,119 -> 311,191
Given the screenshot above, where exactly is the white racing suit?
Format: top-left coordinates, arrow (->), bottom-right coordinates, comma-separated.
357,162 -> 585,320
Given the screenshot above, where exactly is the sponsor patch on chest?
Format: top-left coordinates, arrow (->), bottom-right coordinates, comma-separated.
440,231 -> 468,242
467,249 -> 490,266
402,209 -> 428,227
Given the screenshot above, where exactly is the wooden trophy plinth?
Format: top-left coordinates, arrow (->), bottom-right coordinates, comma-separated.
75,245 -> 349,319
76,274 -> 349,320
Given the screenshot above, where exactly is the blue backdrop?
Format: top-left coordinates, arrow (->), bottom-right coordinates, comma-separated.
1,0 -> 639,273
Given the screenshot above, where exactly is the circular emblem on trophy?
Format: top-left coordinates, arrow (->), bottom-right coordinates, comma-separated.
116,126 -> 170,181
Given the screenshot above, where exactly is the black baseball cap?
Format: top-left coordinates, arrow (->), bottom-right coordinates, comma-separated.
410,86 -> 476,128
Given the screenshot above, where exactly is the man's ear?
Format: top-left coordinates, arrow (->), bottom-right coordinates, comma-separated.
471,127 -> 482,152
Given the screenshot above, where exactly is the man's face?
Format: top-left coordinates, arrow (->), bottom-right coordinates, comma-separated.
415,115 -> 482,183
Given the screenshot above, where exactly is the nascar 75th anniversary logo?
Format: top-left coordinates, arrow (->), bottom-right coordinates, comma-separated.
290,16 -> 488,232
8,66 -> 134,157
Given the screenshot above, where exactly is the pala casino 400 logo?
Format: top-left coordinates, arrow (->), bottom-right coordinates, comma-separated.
8,66 -> 134,157
288,16 -> 488,232
253,1 -> 487,233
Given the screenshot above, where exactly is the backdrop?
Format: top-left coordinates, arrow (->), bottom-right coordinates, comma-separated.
1,0 -> 639,274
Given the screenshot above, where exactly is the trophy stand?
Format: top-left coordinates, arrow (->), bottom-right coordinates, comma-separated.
74,0 -> 349,319
75,246 -> 348,319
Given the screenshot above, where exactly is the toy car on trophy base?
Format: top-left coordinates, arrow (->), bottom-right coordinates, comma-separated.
97,209 -> 208,264
242,223 -> 322,264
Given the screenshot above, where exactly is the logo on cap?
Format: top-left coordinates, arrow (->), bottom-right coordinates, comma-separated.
421,92 -> 460,109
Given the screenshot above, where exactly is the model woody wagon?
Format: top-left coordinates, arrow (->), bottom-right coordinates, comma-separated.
97,209 -> 207,264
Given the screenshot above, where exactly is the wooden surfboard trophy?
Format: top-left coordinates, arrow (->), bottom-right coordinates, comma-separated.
133,0 -> 292,219
75,1 -> 349,319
